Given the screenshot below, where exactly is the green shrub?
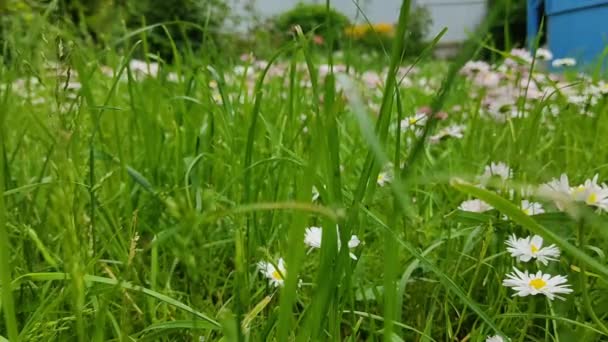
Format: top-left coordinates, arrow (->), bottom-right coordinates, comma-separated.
127,0 -> 229,60
404,5 -> 432,55
273,3 -> 351,48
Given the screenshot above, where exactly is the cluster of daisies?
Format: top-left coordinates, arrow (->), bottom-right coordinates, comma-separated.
257,225 -> 361,288
539,173 -> 608,212
503,235 -> 571,300
457,162 -> 574,305
485,232 -> 572,341
461,48 -> 608,123
458,161 -> 545,216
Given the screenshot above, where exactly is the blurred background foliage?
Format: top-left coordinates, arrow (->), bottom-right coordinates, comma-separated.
0,0 -> 527,63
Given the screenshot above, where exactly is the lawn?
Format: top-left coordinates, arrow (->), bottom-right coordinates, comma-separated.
1,2 -> 608,342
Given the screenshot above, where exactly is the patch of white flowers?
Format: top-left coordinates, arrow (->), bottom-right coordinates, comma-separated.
538,173 -> 608,211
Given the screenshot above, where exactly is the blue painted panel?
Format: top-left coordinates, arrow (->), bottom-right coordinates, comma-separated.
526,0 -> 542,49
546,2 -> 608,65
546,0 -> 608,16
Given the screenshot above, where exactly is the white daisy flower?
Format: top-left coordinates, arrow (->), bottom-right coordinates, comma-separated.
552,58 -> 577,67
538,173 -> 572,210
535,48 -> 553,61
400,112 -> 427,131
304,226 -> 360,260
505,48 -> 533,66
458,199 -> 493,213
503,267 -> 573,300
486,335 -> 506,342
505,234 -> 560,265
461,60 -> 491,74
257,258 -> 287,287
478,162 -> 512,186
597,81 -> 608,95
430,124 -> 465,143
521,200 -> 545,215
377,171 -> 392,187
129,59 -> 160,79
571,174 -> 608,210
474,71 -> 501,88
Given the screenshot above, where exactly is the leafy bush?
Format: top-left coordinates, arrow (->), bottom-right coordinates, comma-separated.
273,3 -> 351,48
58,0 -> 126,43
126,0 -> 229,60
404,5 -> 432,55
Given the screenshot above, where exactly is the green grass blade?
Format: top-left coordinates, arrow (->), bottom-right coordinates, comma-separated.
10,273 -> 221,328
0,108 -> 18,342
136,320 -> 217,335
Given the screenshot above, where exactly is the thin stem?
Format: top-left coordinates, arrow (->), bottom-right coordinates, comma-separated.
578,220 -> 608,335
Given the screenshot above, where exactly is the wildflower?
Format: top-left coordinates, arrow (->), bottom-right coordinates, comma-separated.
597,81 -> 608,95
505,48 -> 533,66
521,200 -> 545,215
570,174 -> 608,209
458,199 -> 493,213
505,234 -> 560,265
372,23 -> 395,36
430,124 -> 465,143
542,104 -> 560,117
129,59 -> 159,79
304,226 -> 361,260
552,58 -> 576,67
400,112 -> 427,131
100,65 -> 115,78
486,336 -> 507,342
257,258 -> 286,287
538,174 -> 571,210
233,65 -> 254,77
377,171 -> 392,187
567,94 -> 587,106
166,72 -> 179,83
535,48 -> 553,60
503,267 -> 573,300
361,71 -> 382,88
478,162 -> 512,186
474,71 -> 501,88
461,60 -> 491,75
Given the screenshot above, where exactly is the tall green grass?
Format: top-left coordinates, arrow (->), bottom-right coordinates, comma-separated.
1,0 -> 608,341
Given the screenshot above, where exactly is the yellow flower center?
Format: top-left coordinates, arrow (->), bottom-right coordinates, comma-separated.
587,192 -> 598,204
530,244 -> 539,254
523,208 -> 530,215
529,278 -> 547,290
272,270 -> 283,281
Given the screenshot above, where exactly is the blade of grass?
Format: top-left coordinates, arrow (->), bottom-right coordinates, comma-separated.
360,205 -> 506,337
136,320 -> 217,335
10,273 -> 221,328
0,95 -> 18,342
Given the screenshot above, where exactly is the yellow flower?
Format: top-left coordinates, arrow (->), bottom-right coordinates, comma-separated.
372,23 -> 395,36
344,24 -> 368,39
